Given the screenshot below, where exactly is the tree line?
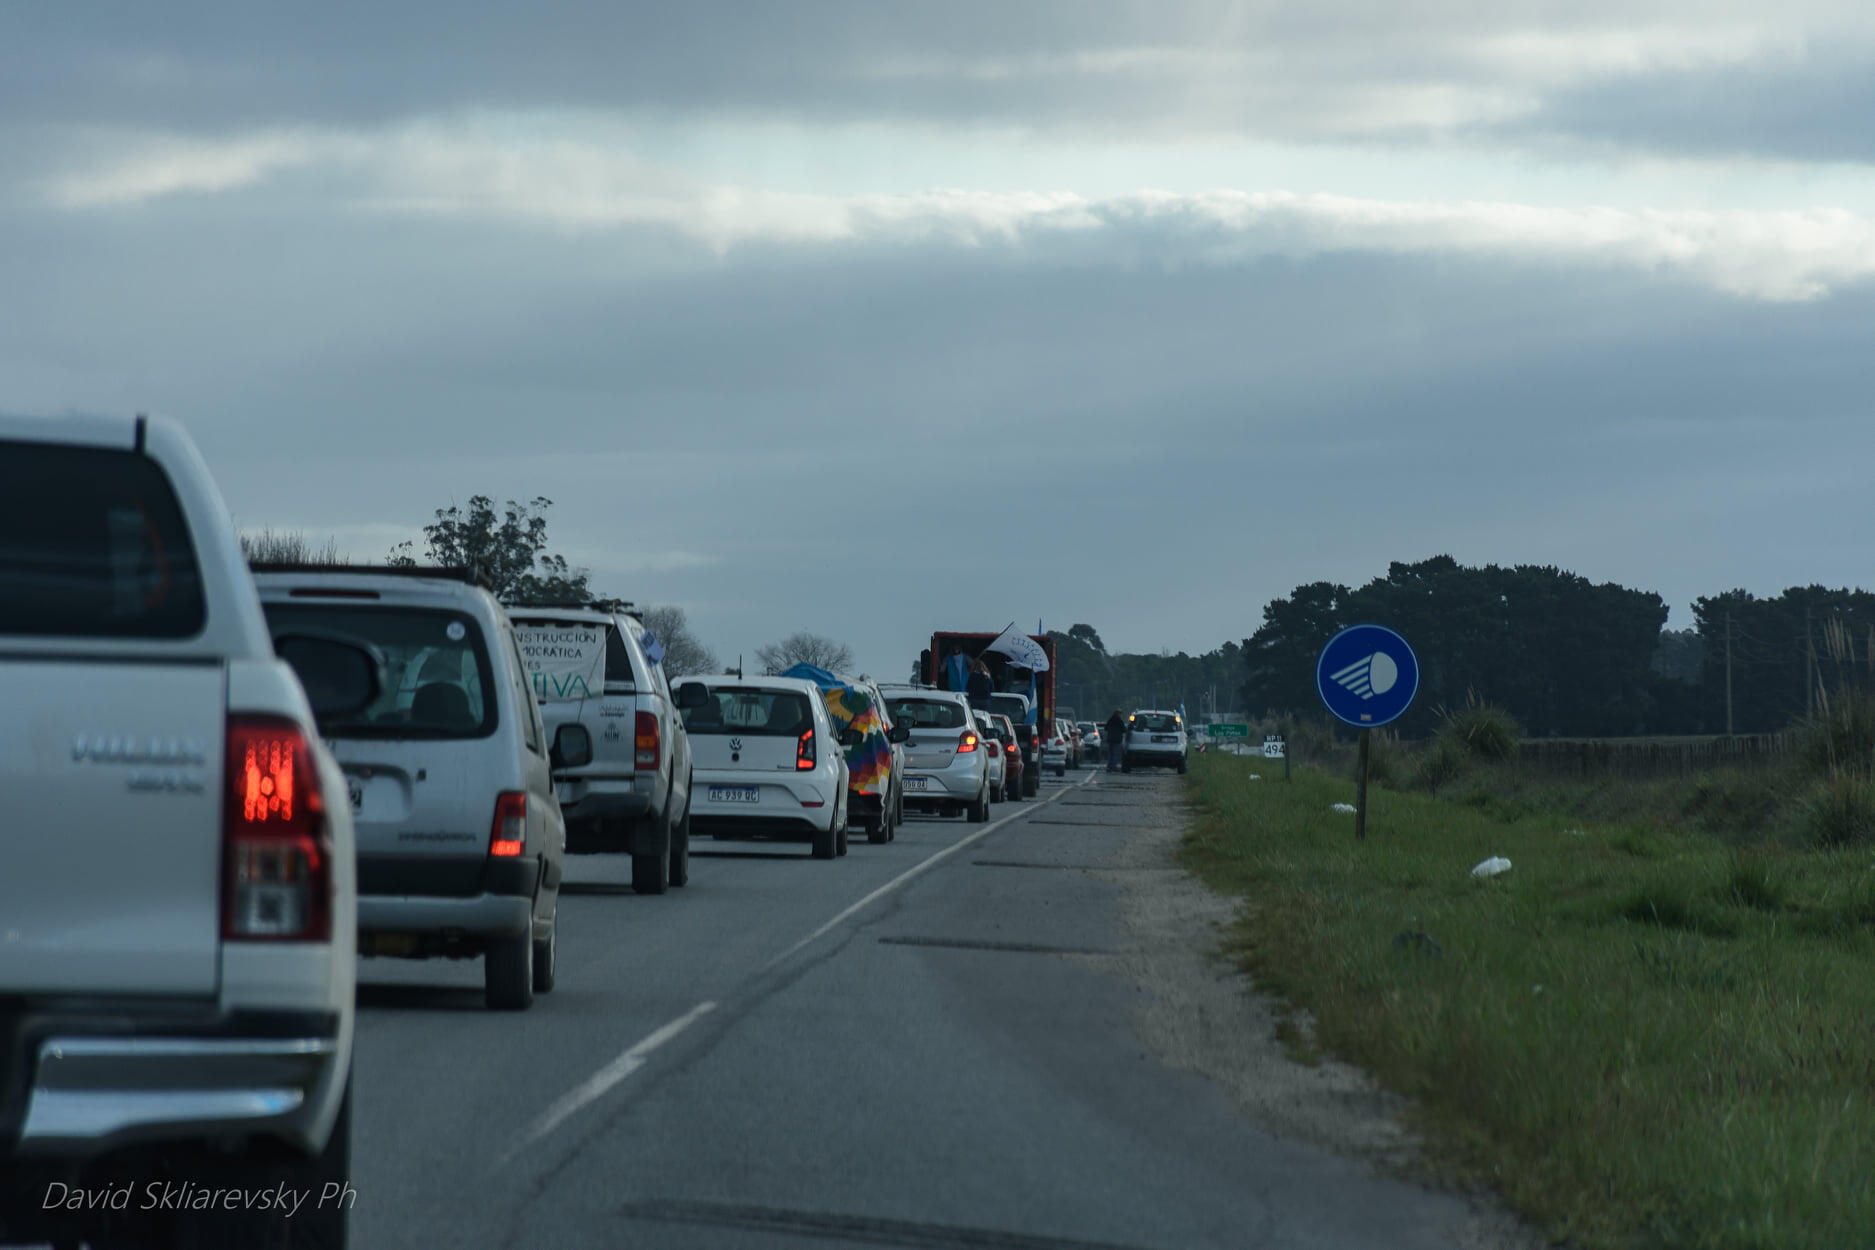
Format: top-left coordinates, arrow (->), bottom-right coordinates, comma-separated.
1240,556 -> 1875,738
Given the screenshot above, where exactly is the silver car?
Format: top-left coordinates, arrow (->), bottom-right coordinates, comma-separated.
879,686 -> 991,822
257,569 -> 574,1010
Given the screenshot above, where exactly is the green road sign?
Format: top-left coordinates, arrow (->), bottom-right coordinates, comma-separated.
1206,723 -> 1249,739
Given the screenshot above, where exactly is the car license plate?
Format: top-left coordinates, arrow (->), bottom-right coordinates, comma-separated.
708,786 -> 760,804
903,776 -> 929,791
1153,735 -> 1176,743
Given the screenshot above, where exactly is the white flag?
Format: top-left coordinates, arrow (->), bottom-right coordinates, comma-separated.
984,624 -> 1050,671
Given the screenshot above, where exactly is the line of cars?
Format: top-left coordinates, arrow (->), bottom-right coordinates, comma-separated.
0,414 -> 1071,1250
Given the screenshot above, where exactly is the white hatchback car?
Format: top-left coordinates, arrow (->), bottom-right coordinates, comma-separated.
1123,708 -> 1189,773
677,676 -> 851,859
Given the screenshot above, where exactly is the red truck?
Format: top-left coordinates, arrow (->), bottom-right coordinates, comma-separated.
921,631 -> 1057,797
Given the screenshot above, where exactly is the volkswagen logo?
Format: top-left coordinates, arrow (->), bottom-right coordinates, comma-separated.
729,737 -> 743,751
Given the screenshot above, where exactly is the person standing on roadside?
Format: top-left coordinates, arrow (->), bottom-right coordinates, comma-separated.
1104,708 -> 1126,772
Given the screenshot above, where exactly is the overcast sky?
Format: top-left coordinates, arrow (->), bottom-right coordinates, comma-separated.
7,1 -> 1874,677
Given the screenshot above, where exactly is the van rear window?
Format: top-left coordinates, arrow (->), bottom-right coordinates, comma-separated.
0,441 -> 206,638
263,604 -> 497,739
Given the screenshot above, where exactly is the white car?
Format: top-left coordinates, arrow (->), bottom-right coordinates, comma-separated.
879,685 -> 991,821
677,676 -> 851,858
1040,718 -> 1072,776
977,711 -> 1008,801
1124,708 -> 1189,773
507,603 -> 697,894
256,568 -> 573,1010
1,415 -> 368,1248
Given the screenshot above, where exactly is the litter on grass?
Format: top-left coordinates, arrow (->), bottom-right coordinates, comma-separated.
1331,802 -> 1356,813
1471,856 -> 1513,878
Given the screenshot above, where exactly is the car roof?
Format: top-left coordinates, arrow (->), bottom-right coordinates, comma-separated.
254,569 -> 503,614
505,605 -> 615,627
688,675 -> 824,696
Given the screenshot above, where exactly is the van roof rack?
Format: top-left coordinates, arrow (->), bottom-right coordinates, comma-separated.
250,562 -> 491,588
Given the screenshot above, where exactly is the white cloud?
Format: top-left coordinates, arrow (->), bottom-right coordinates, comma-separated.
44,129 -> 366,207
38,119 -> 1875,301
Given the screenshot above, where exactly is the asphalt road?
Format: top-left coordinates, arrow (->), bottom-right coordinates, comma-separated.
348,769 -> 1488,1250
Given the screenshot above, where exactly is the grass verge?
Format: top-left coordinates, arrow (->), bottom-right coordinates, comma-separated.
1180,751 -> 1875,1250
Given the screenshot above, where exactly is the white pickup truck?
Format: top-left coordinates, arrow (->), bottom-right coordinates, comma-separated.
0,414 -> 374,1249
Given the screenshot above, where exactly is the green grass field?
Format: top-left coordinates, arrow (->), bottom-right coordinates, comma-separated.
1180,750 -> 1875,1250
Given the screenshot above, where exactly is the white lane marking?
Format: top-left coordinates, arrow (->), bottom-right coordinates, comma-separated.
506,1001 -> 717,1158
508,777 -> 1088,1158
760,775 -> 1090,974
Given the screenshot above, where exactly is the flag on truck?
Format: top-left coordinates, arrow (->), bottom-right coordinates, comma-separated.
984,623 -> 1050,672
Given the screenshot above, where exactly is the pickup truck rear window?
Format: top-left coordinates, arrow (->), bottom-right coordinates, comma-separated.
682,688 -> 812,736
263,604 -> 497,739
0,441 -> 206,638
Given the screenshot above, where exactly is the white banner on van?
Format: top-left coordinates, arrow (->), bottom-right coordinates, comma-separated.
515,624 -> 606,702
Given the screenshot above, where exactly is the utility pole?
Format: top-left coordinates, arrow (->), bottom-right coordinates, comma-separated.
1725,611 -> 1734,736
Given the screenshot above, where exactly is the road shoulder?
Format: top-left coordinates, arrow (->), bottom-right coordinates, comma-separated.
1088,774 -> 1542,1250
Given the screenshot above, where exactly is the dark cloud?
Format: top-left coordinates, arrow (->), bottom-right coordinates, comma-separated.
1505,56 -> 1875,164
7,1 -> 1873,162
4,194 -> 1869,665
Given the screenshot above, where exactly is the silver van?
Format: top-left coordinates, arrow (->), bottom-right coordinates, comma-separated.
256,568 -> 579,1010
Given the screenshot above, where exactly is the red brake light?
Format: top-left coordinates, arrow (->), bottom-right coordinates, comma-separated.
1005,742 -> 1017,757
957,731 -> 979,753
635,711 -> 660,771
490,791 -> 526,857
797,727 -> 816,771
223,717 -> 330,942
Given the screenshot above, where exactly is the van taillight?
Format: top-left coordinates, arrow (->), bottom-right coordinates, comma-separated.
223,717 -> 330,942
957,731 -> 979,753
797,727 -> 816,770
636,712 -> 660,770
490,792 -> 526,857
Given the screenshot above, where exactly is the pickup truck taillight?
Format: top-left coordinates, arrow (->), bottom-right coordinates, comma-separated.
490,792 -> 526,857
797,727 -> 816,770
223,717 -> 331,942
635,712 -> 660,770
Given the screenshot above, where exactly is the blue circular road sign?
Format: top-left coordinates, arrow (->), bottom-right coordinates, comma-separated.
1316,624 -> 1420,729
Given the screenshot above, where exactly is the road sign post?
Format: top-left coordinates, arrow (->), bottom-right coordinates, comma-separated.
1316,625 -> 1420,842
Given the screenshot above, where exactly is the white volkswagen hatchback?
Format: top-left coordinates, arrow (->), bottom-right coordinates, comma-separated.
676,675 -> 851,859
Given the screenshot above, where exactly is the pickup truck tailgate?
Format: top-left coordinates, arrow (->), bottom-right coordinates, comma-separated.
0,660 -> 226,996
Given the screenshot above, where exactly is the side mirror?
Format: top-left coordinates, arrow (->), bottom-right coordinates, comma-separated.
551,723 -> 593,770
273,631 -> 384,725
675,681 -> 711,710
841,727 -> 863,748
888,722 -> 911,744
